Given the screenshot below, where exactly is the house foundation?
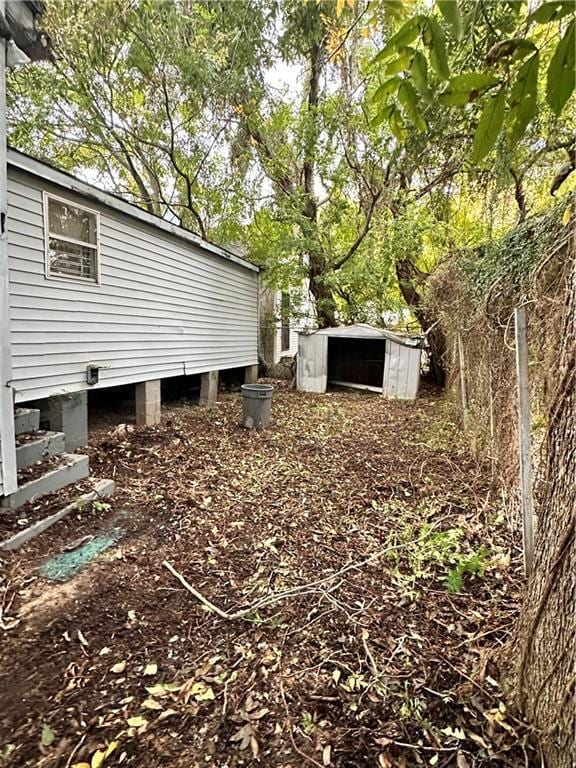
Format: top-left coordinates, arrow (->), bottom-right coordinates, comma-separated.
244,364 -> 259,385
199,371 -> 219,405
135,380 -> 161,426
48,392 -> 89,449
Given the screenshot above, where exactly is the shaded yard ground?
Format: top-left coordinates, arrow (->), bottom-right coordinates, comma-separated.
0,385 -> 535,767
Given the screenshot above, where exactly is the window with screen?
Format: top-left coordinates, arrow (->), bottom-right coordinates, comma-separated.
45,194 -> 99,281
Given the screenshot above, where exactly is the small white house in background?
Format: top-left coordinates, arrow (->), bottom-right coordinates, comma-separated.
0,148 -> 259,501
259,282 -> 314,366
297,324 -> 423,400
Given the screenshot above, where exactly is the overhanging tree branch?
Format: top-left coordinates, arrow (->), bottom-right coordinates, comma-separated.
332,189 -> 381,271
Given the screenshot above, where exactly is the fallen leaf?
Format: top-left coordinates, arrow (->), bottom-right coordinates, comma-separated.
456,753 -> 470,768
104,742 -> 118,759
141,698 -> 163,710
127,610 -> 136,621
71,764 -> 91,768
143,662 -> 158,676
41,725 -> 55,747
180,680 -> 215,703
250,735 -> 259,757
99,647 -> 111,656
127,716 -> 148,728
91,750 -> 106,768
230,723 -> 253,750
323,744 -> 332,765
157,708 -> 178,721
145,684 -> 169,697
110,661 -> 127,674
90,740 -> 118,768
248,707 -> 269,720
77,630 -> 89,647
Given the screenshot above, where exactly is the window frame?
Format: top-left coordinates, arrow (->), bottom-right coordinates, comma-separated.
280,290 -> 291,352
43,192 -> 101,284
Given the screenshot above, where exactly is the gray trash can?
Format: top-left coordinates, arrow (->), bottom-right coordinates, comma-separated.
241,384 -> 273,429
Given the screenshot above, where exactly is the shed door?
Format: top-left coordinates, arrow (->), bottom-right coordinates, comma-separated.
383,342 -> 421,399
297,334 -> 328,393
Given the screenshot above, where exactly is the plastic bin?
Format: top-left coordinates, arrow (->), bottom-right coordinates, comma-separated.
241,384 -> 273,429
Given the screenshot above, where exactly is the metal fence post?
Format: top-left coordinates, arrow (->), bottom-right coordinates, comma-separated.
514,305 -> 534,575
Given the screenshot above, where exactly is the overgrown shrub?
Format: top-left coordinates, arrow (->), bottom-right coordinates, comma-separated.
426,196 -> 574,492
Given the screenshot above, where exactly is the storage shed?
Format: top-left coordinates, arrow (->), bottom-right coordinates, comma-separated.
0,149 -> 259,502
297,324 -> 423,400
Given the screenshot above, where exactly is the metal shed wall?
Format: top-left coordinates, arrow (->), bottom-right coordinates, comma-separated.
7,165 -> 259,403
297,328 -> 421,400
382,343 -> 421,400
297,333 -> 328,392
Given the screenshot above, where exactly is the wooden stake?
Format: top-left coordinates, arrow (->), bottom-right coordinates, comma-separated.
514,305 -> 534,575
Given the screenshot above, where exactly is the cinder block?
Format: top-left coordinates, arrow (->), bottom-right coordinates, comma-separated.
14,408 -> 40,435
199,371 -> 219,405
0,454 -> 89,510
135,379 -> 161,426
48,392 -> 88,450
16,431 -> 66,469
244,364 -> 259,385
0,478 -> 115,551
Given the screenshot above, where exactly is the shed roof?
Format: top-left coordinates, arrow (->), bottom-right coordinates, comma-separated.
7,148 -> 259,273
305,324 -> 424,348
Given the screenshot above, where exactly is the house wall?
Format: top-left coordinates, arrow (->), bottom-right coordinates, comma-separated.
271,283 -> 314,364
7,166 -> 259,403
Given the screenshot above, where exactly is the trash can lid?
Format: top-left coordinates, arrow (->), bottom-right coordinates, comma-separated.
241,384 -> 273,392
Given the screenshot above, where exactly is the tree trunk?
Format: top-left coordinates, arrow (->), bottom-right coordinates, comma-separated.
309,267 -> 337,328
395,258 -> 446,386
513,243 -> 576,767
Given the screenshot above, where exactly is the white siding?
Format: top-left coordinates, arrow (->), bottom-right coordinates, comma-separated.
272,282 -> 315,364
7,168 -> 259,403
274,322 -> 299,363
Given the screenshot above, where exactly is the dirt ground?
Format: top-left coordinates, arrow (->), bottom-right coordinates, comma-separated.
0,385 -> 535,767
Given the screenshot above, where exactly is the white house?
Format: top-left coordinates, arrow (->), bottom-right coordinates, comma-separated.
0,149 -> 259,506
259,282 -> 314,366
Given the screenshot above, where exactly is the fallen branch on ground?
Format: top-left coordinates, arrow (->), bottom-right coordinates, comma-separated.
163,540 -> 406,621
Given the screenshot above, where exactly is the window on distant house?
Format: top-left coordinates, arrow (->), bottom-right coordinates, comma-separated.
44,193 -> 100,282
281,291 -> 290,352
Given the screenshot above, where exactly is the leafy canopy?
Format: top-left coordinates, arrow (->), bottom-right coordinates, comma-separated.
370,0 -> 575,162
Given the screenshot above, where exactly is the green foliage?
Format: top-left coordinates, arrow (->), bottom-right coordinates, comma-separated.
7,0 -> 574,331
546,19 -> 576,116
370,1 -> 576,163
471,86 -> 507,163
386,504 -> 491,598
445,548 -> 490,593
458,199 -> 569,302
7,0 -> 272,235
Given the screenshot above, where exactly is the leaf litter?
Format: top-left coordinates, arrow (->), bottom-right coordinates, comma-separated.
0,385 -> 534,766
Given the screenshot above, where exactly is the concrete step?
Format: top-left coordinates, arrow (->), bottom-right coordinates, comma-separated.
0,454 -> 89,510
16,431 -> 66,470
14,408 -> 40,436
0,479 -> 116,552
